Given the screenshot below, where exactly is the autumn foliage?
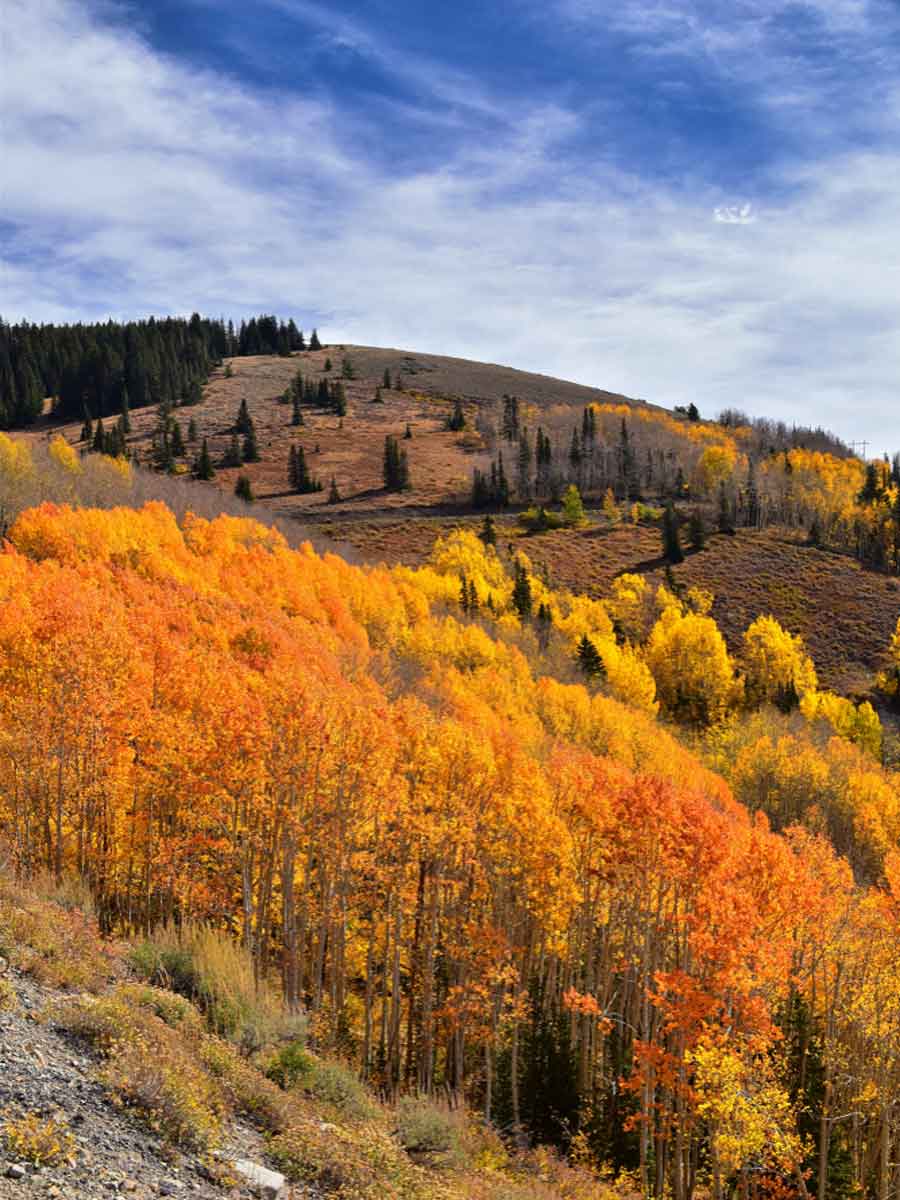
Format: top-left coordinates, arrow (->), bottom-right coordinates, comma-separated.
0,488 -> 897,1200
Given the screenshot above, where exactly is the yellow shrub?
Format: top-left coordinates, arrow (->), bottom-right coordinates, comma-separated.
3,1111 -> 77,1167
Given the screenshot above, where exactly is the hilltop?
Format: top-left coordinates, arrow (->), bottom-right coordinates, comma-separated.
19,339 -> 899,700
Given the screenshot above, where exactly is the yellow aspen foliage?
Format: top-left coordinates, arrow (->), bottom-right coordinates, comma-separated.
742,614 -> 818,708
605,573 -> 652,642
689,1040 -> 803,1181
691,443 -> 738,495
876,615 -> 900,698
644,606 -> 742,725
596,639 -> 658,714
800,689 -> 882,760
48,435 -> 82,475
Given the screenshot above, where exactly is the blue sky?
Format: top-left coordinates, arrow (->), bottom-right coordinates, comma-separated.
3,0 -> 900,449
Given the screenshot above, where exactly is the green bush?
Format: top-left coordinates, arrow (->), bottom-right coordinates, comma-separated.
396,1097 -> 465,1166
266,1039 -> 315,1090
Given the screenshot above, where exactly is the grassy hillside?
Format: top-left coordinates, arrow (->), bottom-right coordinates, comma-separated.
24,345 -> 646,517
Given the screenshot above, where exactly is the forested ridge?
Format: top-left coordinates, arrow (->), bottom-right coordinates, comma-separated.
1,433 -> 899,1200
0,313 -> 316,427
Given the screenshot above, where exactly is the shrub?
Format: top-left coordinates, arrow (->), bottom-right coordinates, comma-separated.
102,1034 -> 223,1151
0,883 -> 114,993
265,1039 -> 315,1090
395,1097 -> 465,1166
307,1061 -> 377,1122
268,1120 -> 426,1199
128,922 -> 292,1050
201,1037 -> 290,1132
3,1111 -> 77,1166
0,976 -> 17,1011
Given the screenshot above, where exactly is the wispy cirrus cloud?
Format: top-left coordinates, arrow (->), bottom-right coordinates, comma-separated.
3,0 -> 900,449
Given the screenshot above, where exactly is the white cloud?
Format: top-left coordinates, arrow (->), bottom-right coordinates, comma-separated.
3,0 -> 900,450
714,203 -> 756,223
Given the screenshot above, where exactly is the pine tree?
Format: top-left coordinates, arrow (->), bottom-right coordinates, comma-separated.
341,357 -> 355,380
170,420 -> 185,457
196,438 -> 215,480
372,386 -> 383,404
187,417 -> 198,443
324,357 -> 332,372
537,601 -> 553,648
120,388 -> 131,433
224,434 -> 243,468
512,560 -> 532,619
577,634 -> 605,678
331,382 -> 347,417
328,476 -> 341,504
235,398 -> 251,435
404,423 -> 412,439
687,402 -> 700,421
242,419 -> 260,463
467,580 -> 479,612
80,416 -> 93,444
662,502 -> 684,563
459,575 -> 470,614
397,446 -> 410,491
234,475 -> 254,502
383,368 -> 392,389
447,400 -> 466,432
288,445 -> 299,491
309,329 -> 322,351
479,514 -> 497,546
292,395 -> 303,426
92,417 -> 105,453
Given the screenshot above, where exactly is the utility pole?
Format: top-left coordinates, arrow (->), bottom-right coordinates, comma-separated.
850,440 -> 869,459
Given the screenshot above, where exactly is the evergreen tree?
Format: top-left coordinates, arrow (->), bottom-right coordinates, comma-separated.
341,357 -> 355,380
394,372 -> 404,390
372,386 -> 384,404
577,634 -> 605,678
235,398 -> 251,436
383,435 -> 410,491
447,399 -> 466,432
537,601 -> 553,648
517,428 -> 533,501
328,476 -> 341,504
383,368 -> 392,389
80,416 -> 93,444
309,329 -> 322,351
512,560 -> 532,619
687,402 -> 700,421
323,357 -> 332,372
187,417 -> 198,443
404,423 -> 412,439
224,434 -> 243,468
479,514 -> 497,546
459,574 -> 471,614
92,417 -> 106,453
331,382 -> 347,417
169,420 -> 185,457
662,502 -> 684,563
120,388 -> 131,433
196,438 -> 215,480
234,475 -> 254,502
292,395 -> 303,426
242,419 -> 260,463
